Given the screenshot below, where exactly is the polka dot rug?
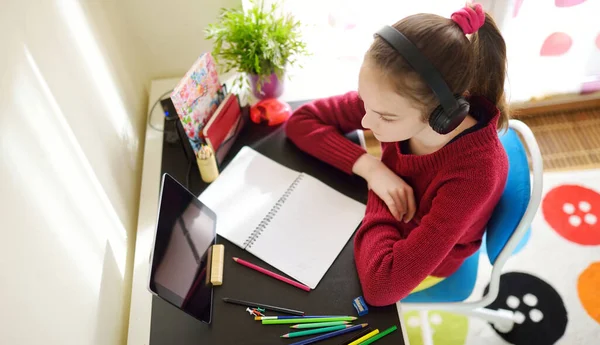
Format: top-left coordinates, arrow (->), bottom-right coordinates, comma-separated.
402,169 -> 600,345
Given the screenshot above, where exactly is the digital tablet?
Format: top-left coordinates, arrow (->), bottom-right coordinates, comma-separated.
148,173 -> 217,324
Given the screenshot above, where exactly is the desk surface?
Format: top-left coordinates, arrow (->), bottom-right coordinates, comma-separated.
128,78 -> 408,345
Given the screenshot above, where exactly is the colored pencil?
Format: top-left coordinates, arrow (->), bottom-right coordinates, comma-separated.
257,315 -> 343,321
233,257 -> 311,292
289,323 -> 369,345
222,297 -> 304,316
262,317 -> 357,325
291,321 -> 350,329
357,325 -> 398,345
347,329 -> 379,345
336,327 -> 374,345
282,325 -> 352,338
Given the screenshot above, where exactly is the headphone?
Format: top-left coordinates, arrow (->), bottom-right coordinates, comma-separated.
374,25 -> 470,135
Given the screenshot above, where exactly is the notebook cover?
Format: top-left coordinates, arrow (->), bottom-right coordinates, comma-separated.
203,93 -> 241,153
170,52 -> 225,155
214,115 -> 246,165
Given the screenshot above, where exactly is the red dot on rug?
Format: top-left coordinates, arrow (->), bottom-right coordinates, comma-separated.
578,262 -> 600,324
542,185 -> 600,245
596,33 -> 600,50
540,32 -> 573,56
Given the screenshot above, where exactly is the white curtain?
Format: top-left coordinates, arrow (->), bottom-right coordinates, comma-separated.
493,0 -> 600,103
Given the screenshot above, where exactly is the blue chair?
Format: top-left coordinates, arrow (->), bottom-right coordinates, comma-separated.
399,120 -> 544,343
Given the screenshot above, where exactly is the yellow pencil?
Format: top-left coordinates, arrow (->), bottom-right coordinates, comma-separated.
347,329 -> 379,345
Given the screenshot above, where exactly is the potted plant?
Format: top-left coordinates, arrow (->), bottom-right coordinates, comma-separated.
204,0 -> 308,99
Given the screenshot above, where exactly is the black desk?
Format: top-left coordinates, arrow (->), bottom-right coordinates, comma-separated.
150,101 -> 405,345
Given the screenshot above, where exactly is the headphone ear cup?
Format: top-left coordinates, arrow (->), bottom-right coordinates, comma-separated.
428,105 -> 447,134
428,96 -> 470,135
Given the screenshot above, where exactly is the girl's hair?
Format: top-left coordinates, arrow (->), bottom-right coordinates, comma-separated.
367,7 -> 509,130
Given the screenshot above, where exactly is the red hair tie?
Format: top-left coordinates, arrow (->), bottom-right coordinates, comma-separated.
451,3 -> 485,34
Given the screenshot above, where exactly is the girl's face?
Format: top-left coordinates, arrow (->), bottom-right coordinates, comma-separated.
358,60 -> 428,143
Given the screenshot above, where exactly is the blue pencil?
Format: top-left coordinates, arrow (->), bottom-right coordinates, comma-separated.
288,323 -> 368,345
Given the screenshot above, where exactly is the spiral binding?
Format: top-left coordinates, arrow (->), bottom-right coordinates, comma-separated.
242,173 -> 305,249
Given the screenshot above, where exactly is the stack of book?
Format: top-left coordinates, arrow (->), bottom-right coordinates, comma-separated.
170,52 -> 244,166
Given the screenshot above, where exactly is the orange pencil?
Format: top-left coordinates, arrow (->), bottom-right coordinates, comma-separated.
232,257 -> 311,292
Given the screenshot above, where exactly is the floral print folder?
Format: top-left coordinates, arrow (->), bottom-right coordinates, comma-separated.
171,52 -> 225,155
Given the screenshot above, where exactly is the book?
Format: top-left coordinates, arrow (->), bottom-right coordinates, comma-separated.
171,52 -> 225,155
201,93 -> 243,164
198,147 -> 366,289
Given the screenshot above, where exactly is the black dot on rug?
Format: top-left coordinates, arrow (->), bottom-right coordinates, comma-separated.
483,272 -> 568,345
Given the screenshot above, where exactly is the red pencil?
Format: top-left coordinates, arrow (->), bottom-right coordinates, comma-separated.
232,257 -> 311,292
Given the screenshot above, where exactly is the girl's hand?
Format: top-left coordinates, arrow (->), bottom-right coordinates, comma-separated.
353,154 -> 416,222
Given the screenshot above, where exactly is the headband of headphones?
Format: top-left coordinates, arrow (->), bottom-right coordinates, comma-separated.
374,25 -> 459,115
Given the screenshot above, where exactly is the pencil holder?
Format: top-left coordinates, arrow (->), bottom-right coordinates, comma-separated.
197,145 -> 219,183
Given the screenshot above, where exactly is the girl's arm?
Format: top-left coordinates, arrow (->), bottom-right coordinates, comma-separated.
354,177 -> 501,306
285,91 -> 367,174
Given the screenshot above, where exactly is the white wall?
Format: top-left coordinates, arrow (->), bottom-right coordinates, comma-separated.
121,0 -> 241,80
0,0 -> 149,344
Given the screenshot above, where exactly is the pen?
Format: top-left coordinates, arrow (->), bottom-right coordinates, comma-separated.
222,297 -> 304,316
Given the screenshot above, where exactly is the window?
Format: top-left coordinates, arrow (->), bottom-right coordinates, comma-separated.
253,0 -> 466,101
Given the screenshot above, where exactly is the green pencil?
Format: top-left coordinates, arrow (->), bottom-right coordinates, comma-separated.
263,317 -> 357,325
291,321 -> 350,329
282,325 -> 352,338
357,325 -> 398,345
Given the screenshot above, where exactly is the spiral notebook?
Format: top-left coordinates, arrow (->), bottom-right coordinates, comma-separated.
198,146 -> 366,289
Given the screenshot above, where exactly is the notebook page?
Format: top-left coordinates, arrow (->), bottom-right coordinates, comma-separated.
198,147 -> 300,248
247,173 -> 366,289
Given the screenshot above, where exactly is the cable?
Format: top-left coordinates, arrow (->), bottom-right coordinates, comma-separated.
147,89 -> 175,132
185,159 -> 193,190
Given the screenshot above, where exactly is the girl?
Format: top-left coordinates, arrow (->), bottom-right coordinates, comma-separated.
285,3 -> 509,306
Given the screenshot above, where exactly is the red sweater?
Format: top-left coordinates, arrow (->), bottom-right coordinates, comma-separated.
285,91 -> 508,306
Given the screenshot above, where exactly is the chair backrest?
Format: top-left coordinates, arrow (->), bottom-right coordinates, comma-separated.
485,121 -> 542,264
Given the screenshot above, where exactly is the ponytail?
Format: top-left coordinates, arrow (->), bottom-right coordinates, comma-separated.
469,12 -> 509,130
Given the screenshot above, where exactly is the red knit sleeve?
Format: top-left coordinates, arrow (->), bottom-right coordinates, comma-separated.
285,91 -> 366,174
354,178 -> 499,306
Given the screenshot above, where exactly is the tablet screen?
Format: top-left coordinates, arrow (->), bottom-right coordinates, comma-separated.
149,174 -> 217,324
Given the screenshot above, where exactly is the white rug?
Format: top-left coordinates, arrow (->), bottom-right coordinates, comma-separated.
403,169 -> 600,345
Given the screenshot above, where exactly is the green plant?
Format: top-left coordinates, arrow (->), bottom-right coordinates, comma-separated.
204,0 -> 308,92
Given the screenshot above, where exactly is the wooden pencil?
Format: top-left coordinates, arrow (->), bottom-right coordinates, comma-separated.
282,325 -> 352,338
291,321 -> 350,329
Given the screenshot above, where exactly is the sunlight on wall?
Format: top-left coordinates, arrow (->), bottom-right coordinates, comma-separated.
58,0 -> 138,154
20,45 -> 128,278
3,60 -> 100,289
1,0 -> 146,343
